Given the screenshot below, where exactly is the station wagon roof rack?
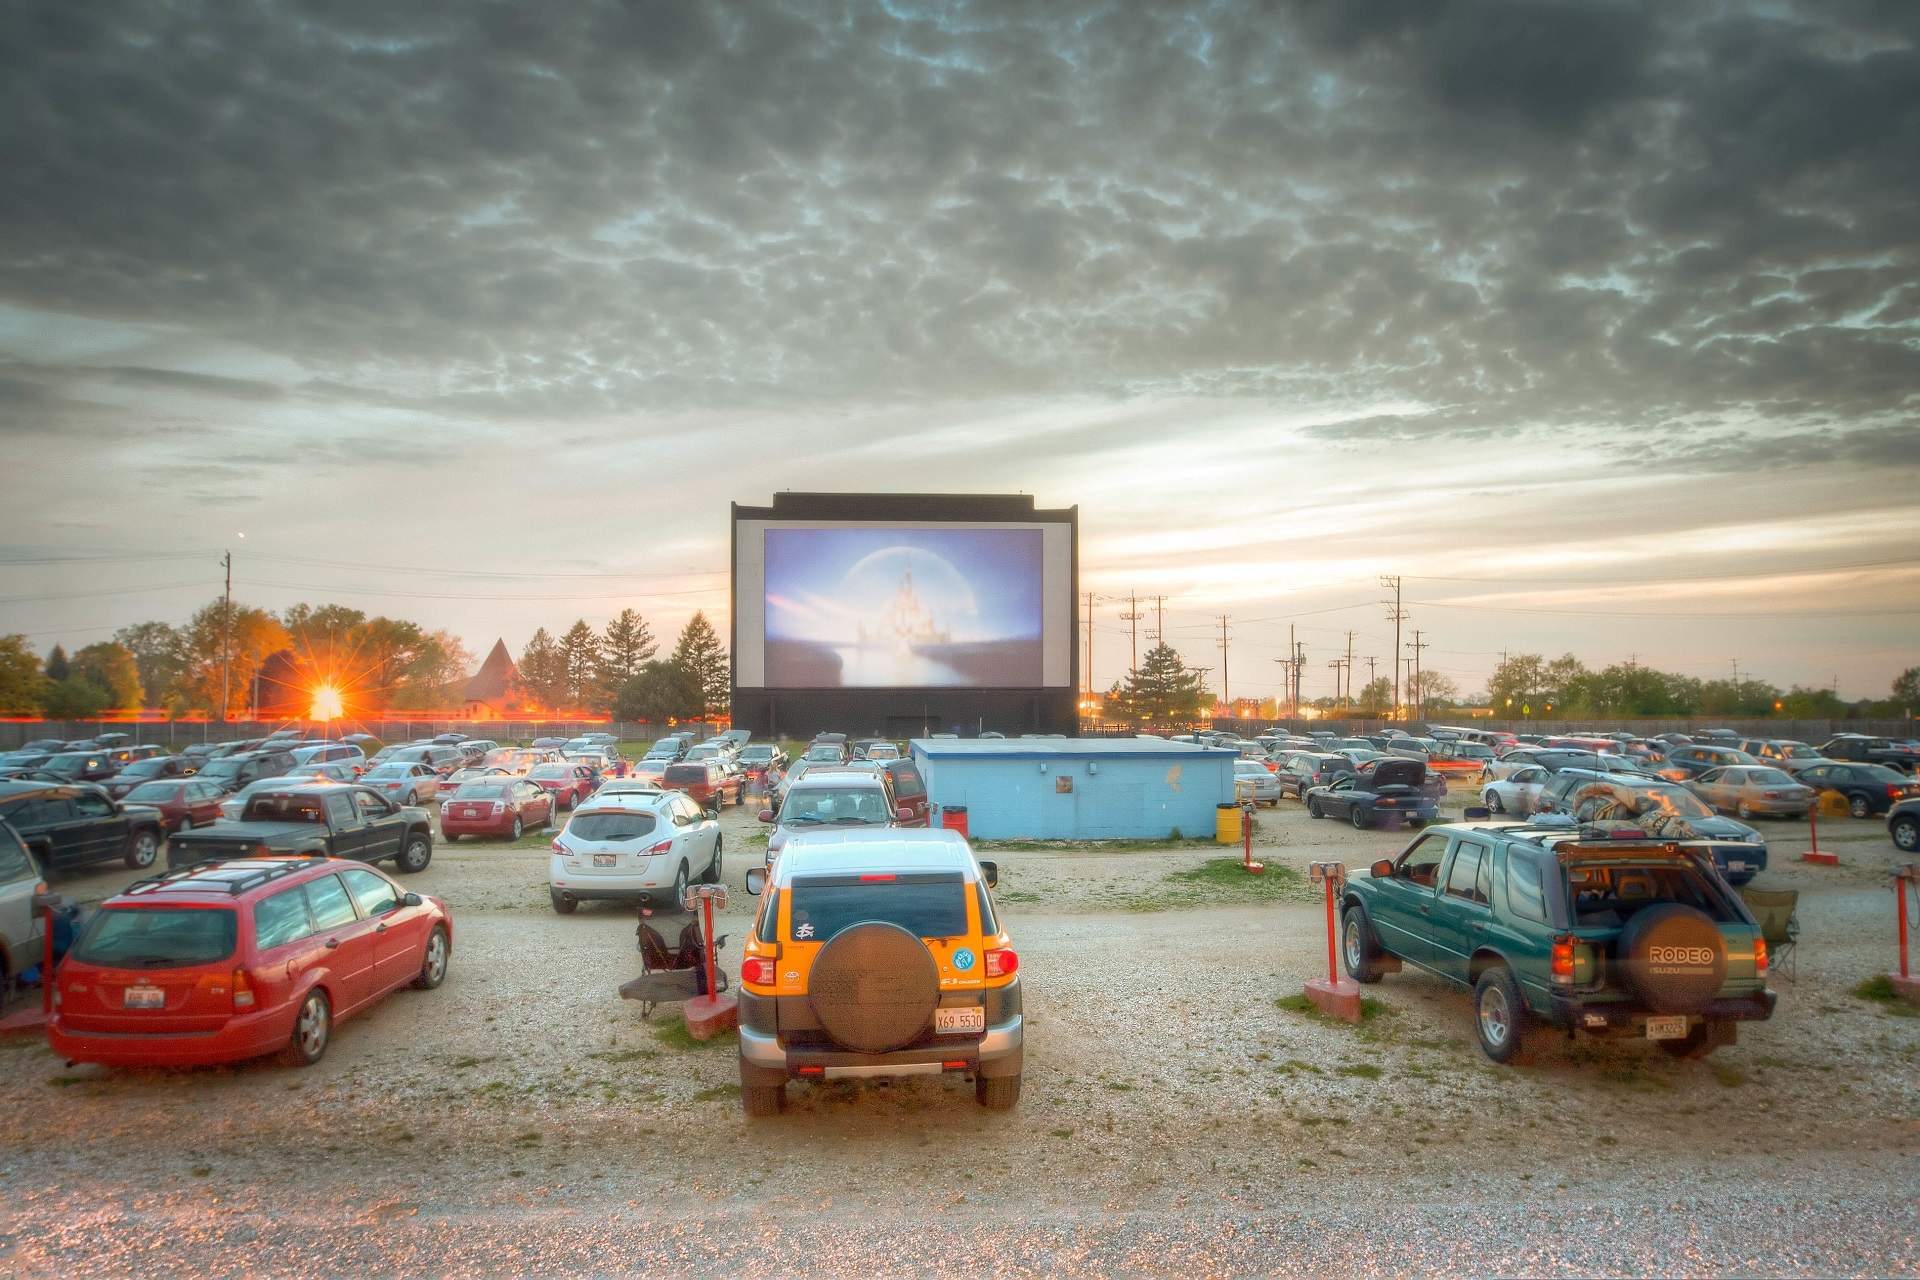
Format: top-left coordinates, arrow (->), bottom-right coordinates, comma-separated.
121,856 -> 323,897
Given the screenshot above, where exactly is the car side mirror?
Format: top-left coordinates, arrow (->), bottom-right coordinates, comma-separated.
704,807 -> 720,820
978,859 -> 999,887
1369,858 -> 1395,879
895,805 -> 914,823
744,866 -> 766,896
758,809 -> 775,823
401,892 -> 422,907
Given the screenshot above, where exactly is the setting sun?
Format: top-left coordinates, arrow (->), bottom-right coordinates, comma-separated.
308,682 -> 344,721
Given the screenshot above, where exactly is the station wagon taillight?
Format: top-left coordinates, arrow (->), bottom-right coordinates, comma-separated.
1754,938 -> 1768,976
985,948 -> 1018,978
232,968 -> 256,1010
742,957 -> 776,986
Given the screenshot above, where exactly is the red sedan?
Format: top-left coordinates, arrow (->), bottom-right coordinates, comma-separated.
118,778 -> 227,834
49,857 -> 452,1068
528,763 -> 598,811
440,779 -> 555,841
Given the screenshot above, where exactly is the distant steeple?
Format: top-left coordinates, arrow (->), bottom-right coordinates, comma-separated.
463,639 -> 517,704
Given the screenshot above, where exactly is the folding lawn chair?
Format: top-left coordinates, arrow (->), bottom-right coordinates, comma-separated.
1738,886 -> 1799,983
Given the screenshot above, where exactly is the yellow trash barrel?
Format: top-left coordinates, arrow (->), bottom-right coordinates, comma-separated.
1216,802 -> 1243,845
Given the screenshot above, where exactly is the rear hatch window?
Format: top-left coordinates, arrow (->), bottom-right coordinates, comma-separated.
72,907 -> 239,968
790,873 -> 968,940
567,811 -> 659,842
1562,860 -> 1737,927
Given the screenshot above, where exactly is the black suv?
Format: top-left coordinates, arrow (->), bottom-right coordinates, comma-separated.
1819,736 -> 1920,776
0,780 -> 170,873
191,749 -> 297,795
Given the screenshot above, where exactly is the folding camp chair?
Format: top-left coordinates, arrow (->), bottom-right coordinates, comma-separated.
1738,887 -> 1799,983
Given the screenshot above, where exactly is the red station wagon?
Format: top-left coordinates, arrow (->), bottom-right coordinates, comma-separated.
49,857 -> 452,1068
662,759 -> 743,809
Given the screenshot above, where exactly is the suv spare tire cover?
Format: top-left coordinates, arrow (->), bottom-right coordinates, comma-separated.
1614,903 -> 1727,1014
808,922 -> 940,1053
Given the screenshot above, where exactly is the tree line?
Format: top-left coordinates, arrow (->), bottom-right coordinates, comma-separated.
0,599 -> 732,722
514,609 -> 729,723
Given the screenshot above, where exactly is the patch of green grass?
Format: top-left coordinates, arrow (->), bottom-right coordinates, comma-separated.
1048,1127 -> 1075,1139
1852,974 -> 1920,1016
691,1084 -> 740,1102
653,1019 -> 733,1052
190,1165 -> 213,1178
1711,1064 -> 1747,1088
1274,993 -> 1395,1025
1111,858 -> 1317,912
449,1055 -> 495,1070
512,1130 -> 543,1147
1334,1064 -> 1383,1080
47,1075 -> 88,1088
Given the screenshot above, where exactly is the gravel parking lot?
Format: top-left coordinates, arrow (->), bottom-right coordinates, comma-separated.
3,795 -> 1916,1277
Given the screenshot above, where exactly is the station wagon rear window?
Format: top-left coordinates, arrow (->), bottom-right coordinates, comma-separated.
789,873 -> 969,940
73,907 -> 239,967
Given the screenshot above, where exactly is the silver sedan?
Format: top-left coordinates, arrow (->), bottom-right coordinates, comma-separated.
1479,765 -> 1550,816
1233,761 -> 1282,805
1687,765 -> 1815,819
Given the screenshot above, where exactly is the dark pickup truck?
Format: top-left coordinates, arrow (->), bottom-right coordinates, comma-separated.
1819,736 -> 1920,775
166,782 -> 435,873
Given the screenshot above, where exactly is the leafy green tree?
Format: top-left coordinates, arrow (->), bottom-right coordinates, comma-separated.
388,631 -> 475,710
612,660 -> 700,725
1119,643 -> 1207,725
44,644 -> 70,682
181,599 -> 291,716
114,622 -> 189,706
1486,653 -> 1547,713
43,675 -> 108,719
1778,685 -> 1846,718
558,620 -> 604,709
670,612 -> 730,716
518,628 -> 568,711
0,635 -> 48,713
1357,676 -> 1393,714
72,642 -> 144,708
1408,670 -> 1458,710
1893,667 -> 1920,712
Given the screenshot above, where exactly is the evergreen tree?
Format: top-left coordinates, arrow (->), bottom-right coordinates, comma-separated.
670,612 -> 730,716
598,609 -> 658,700
558,620 -> 604,709
612,660 -> 701,725
43,676 -> 108,719
1119,643 -> 1207,725
44,644 -> 70,682
518,628 -> 568,710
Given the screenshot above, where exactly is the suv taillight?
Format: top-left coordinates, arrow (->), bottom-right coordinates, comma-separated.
985,948 -> 1017,978
1890,785 -> 1903,798
1550,936 -> 1575,986
648,840 -> 673,855
550,838 -> 566,854
742,957 -> 776,986
1754,937 -> 1768,976
232,968 -> 256,1010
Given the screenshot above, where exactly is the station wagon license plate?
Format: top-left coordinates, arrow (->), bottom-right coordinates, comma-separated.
123,986 -> 164,1009
592,854 -> 616,868
1645,1015 -> 1688,1040
1726,860 -> 1748,872
934,1006 -> 985,1035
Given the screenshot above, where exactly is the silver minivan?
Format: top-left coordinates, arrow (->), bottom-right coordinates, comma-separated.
0,819 -> 46,993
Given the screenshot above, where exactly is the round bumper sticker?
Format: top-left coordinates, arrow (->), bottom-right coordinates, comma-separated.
953,948 -> 976,971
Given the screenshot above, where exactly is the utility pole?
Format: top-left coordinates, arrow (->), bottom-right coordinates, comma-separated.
1328,658 -> 1347,711
1084,592 -> 1095,702
1120,592 -> 1143,673
1288,625 -> 1297,718
1381,575 -> 1407,719
1406,630 -> 1428,721
1364,655 -> 1378,714
1295,640 -> 1306,717
220,549 -> 233,723
1217,615 -> 1231,708
1343,630 -> 1355,711
1148,595 -> 1166,645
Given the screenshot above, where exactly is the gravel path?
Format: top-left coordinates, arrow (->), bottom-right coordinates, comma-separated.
4,799 -> 1915,1276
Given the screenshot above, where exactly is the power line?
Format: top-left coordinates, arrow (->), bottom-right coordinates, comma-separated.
1405,598 -> 1920,620
1381,576 -> 1406,716
238,578 -> 719,602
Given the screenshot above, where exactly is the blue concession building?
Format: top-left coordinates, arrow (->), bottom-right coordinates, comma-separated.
908,738 -> 1237,840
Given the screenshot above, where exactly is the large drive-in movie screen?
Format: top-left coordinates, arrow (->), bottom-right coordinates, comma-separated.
763,527 -> 1043,688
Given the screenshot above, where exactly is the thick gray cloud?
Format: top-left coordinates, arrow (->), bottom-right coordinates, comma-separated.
0,0 -> 1913,458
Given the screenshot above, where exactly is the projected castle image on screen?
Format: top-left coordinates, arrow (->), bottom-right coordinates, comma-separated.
763,528 -> 1044,688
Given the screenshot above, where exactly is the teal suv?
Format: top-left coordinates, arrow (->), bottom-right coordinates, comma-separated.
1341,820 -> 1775,1062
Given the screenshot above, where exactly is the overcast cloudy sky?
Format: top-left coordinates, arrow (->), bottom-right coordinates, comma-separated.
2,0 -> 1916,701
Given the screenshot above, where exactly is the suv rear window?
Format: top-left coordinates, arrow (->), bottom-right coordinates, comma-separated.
73,907 -> 239,967
664,765 -> 709,784
567,811 -> 659,841
1562,861 -> 1735,925
789,873 -> 969,940
782,787 -> 891,824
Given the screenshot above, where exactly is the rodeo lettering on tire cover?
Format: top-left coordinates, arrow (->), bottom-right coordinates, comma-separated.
1615,903 -> 1727,1014
807,922 -> 940,1053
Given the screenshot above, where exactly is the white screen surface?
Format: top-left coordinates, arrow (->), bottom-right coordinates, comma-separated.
735,519 -> 1072,689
